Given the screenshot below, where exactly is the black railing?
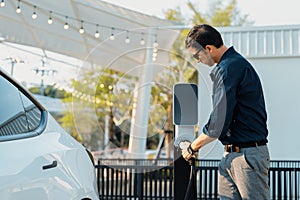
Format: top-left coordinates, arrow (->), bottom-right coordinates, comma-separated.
95,159 -> 300,200
269,160 -> 300,200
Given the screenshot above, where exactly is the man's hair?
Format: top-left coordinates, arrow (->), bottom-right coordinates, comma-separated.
185,24 -> 223,49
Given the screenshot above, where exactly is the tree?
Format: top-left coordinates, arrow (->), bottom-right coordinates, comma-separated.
182,0 -> 253,26
59,67 -> 135,151
28,85 -> 70,99
163,0 -> 253,85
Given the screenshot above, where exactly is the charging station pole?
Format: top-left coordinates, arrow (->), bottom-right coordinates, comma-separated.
173,83 -> 198,200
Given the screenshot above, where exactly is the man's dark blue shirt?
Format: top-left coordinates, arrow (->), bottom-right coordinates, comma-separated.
203,47 -> 268,145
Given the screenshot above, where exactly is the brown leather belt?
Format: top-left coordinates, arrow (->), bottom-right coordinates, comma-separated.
224,141 -> 267,153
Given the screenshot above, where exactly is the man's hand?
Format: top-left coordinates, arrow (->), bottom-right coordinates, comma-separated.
182,144 -> 197,161
181,133 -> 217,161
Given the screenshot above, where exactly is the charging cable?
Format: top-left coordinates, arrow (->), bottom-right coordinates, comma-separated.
184,157 -> 196,200
174,136 -> 196,200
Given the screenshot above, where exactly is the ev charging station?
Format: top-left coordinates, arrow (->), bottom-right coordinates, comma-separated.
173,83 -> 198,200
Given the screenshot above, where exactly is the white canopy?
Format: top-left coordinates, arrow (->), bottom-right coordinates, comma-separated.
0,0 -> 181,76
0,0 -> 182,158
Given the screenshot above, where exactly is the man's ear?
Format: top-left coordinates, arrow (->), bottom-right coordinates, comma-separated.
205,45 -> 214,53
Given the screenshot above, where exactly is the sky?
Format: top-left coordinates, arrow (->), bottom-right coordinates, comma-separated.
103,0 -> 300,26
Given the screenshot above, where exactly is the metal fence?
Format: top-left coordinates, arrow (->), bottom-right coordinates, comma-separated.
95,159 -> 300,200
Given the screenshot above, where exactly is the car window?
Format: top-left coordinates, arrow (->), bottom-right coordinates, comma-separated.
0,75 -> 42,139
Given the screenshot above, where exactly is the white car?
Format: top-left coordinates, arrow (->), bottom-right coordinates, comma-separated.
0,69 -> 99,200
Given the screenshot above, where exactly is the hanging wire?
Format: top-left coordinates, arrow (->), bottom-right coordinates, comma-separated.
48,11 -> 53,24
64,16 -> 69,30
16,0 -> 21,13
94,24 -> 100,38
32,5 -> 37,19
153,34 -> 159,47
79,20 -> 85,34
110,27 -> 115,40
140,32 -> 145,45
12,0 -> 159,45
125,31 -> 130,44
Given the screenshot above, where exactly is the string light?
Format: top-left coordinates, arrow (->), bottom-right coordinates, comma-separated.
110,28 -> 115,40
16,0 -> 21,13
0,0 -> 5,7
153,34 -> 159,47
10,0 -> 160,45
47,11 -> 53,25
140,32 -> 145,45
79,20 -> 85,34
32,5 -> 37,19
152,50 -> 158,62
94,24 -> 100,38
125,31 -> 130,44
64,16 -> 69,30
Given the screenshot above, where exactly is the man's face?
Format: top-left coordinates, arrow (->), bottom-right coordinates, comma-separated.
189,47 -> 215,67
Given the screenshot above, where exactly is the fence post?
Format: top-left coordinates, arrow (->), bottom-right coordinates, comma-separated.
133,160 -> 143,199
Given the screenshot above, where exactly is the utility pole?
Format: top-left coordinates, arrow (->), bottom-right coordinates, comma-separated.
33,58 -> 57,96
4,57 -> 25,76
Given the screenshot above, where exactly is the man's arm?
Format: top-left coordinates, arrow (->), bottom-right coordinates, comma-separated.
182,133 -> 217,161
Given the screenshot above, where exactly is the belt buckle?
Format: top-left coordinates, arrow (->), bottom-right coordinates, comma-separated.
225,144 -> 233,152
225,144 -> 240,153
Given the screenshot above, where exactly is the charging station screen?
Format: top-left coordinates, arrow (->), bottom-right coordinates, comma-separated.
173,83 -> 198,125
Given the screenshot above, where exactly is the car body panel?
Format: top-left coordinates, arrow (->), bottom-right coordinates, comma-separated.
0,115 -> 99,200
0,69 -> 99,200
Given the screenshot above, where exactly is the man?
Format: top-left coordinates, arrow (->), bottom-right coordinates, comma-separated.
182,24 -> 270,199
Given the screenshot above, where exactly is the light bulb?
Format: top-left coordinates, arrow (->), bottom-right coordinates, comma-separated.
16,6 -> 21,13
32,12 -> 37,19
64,23 -> 69,30
48,17 -> 53,25
140,38 -> 145,45
94,31 -> 100,38
79,21 -> 85,34
32,6 -> 37,19
0,0 -> 5,7
125,37 -> 130,44
79,27 -> 85,34
110,28 -> 115,40
64,16 -> 69,30
47,11 -> 53,25
110,34 -> 115,40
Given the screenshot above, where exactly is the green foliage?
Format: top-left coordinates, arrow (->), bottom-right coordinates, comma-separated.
186,1 -> 207,24
166,0 -> 253,26
162,0 -> 253,84
163,6 -> 183,22
59,67 -> 136,150
28,85 -> 70,98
